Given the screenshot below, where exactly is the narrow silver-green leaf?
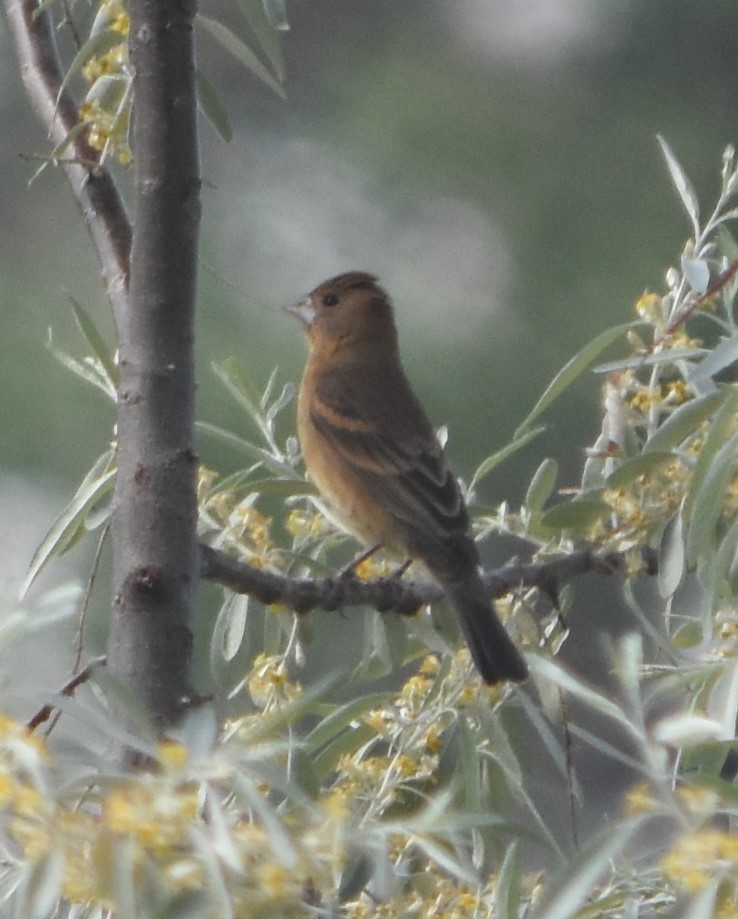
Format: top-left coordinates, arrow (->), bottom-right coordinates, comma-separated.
47,329 -> 116,399
197,15 -> 286,99
684,386 -> 738,521
706,515 -> 738,612
658,512 -> 685,599
470,425 -> 544,490
22,452 -> 117,595
525,457 -> 558,513
539,495 -> 610,534
685,430 -> 738,568
69,296 -> 119,387
212,358 -> 263,421
605,450 -> 675,488
692,332 -> 738,385
262,0 -> 289,31
658,134 -> 700,238
236,0 -> 287,79
223,594 -> 249,661
265,381 -> 295,423
532,818 -> 647,919
515,322 -> 636,437
643,389 -> 726,454
196,69 -> 233,142
682,255 -> 710,293
57,28 -> 123,99
531,657 -> 642,740
494,841 -> 522,919
303,692 -> 393,754
595,346 -> 705,374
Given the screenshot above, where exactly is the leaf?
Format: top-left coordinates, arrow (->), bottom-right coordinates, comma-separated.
196,422 -> 281,467
233,775 -> 298,868
262,0 -> 290,30
57,29 -> 124,106
685,429 -> 738,568
530,817 -> 646,919
515,322 -> 636,437
538,495 -> 610,534
605,450 -> 675,488
525,457 -> 558,513
222,594 -> 249,661
595,346 -> 705,374
531,657 -> 642,741
260,365 -> 280,411
22,451 -> 117,595
236,0 -> 286,79
658,512 -> 685,599
303,692 -> 393,755
643,389 -> 726,454
409,834 -> 478,887
684,386 -> 738,522
494,842 -> 522,919
240,670 -> 344,744
691,332 -> 738,386
311,723 -> 375,778
469,425 -> 544,491
681,255 -> 710,293
212,359 -> 265,425
47,328 -> 117,399
196,69 -> 233,142
14,852 -> 63,919
197,15 -> 286,99
706,513 -> 738,610
658,134 -> 700,239
68,296 -> 119,387
265,381 -> 295,424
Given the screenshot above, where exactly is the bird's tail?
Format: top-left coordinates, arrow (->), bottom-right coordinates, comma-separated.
437,567 -> 528,685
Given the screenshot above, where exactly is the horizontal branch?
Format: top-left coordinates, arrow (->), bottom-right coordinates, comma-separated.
200,543 -> 658,617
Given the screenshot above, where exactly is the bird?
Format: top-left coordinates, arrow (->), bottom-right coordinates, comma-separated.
285,271 -> 528,684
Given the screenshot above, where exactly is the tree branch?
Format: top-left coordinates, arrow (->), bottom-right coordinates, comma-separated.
4,0 -> 131,327
200,542 -> 658,616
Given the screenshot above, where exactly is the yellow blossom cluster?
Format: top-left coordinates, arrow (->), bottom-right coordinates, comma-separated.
344,866 -> 549,919
199,468 -> 282,569
600,458 -> 690,544
574,286 -> 737,551
286,507 -> 332,541
662,829 -> 738,895
0,714 -> 358,914
324,653 -> 504,825
246,652 -> 303,710
77,0 -> 132,165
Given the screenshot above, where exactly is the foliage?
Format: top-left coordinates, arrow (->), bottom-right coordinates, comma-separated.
4,139 -> 738,917
7,0 -> 738,912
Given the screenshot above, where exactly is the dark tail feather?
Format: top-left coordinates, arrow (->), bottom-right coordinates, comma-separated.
441,570 -> 528,684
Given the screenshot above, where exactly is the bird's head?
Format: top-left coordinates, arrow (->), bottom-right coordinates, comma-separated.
285,271 -> 398,355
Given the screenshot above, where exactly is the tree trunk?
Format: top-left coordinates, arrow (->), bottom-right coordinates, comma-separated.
108,0 -> 201,733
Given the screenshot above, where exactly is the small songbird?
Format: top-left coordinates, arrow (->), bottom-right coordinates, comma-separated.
286,271 -> 528,684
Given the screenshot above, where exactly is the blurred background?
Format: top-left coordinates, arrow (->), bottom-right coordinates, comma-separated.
2,0 -> 738,835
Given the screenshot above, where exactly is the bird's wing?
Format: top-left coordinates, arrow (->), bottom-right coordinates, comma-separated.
309,377 -> 468,540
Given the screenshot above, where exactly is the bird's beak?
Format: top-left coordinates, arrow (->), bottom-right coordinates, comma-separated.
284,295 -> 316,327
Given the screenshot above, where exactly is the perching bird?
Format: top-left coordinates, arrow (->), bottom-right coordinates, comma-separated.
286,271 -> 527,684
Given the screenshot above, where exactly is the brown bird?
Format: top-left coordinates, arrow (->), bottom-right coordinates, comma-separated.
286,271 -> 527,684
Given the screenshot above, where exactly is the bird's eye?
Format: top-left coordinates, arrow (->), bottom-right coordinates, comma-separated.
322,292 -> 339,307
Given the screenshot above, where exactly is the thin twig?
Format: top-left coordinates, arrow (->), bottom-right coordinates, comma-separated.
27,656 -> 107,732
73,522 -> 109,672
